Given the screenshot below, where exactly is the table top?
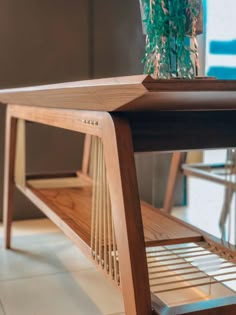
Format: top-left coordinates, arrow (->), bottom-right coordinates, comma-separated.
0,75 -> 236,112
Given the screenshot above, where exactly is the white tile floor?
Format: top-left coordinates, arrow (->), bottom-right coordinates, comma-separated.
0,219 -> 125,315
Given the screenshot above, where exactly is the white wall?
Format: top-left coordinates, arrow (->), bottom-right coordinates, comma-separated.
205,0 -> 236,76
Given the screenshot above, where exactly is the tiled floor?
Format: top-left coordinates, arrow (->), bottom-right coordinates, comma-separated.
0,219 -> 125,315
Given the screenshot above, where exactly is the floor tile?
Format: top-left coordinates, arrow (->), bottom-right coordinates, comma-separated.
71,269 -> 124,315
0,219 -> 65,248
0,270 -> 124,315
0,300 -> 5,315
0,235 -> 94,281
0,219 -> 59,237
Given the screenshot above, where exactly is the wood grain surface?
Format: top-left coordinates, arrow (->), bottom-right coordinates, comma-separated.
0,75 -> 236,111
3,110 -> 17,249
24,180 -> 202,247
142,201 -> 202,246
30,185 -> 92,246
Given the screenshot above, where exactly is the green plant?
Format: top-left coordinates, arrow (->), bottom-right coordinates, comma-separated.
141,0 -> 202,79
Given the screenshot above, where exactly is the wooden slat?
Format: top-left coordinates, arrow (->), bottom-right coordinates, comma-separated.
82,134 -> 92,175
142,202 -> 203,247
27,175 -> 91,189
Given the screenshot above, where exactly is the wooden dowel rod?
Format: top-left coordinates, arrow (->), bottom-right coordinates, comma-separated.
107,181 -> 113,277
146,244 -> 206,255
148,252 -> 216,264
151,274 -> 213,286
151,268 -> 236,287
89,135 -> 95,177
148,261 -> 233,275
150,269 -> 205,280
98,140 -> 103,263
149,264 -> 198,275
89,135 -> 119,282
112,220 -> 118,282
148,260 -> 191,269
147,248 -> 209,259
149,264 -> 236,280
148,257 -> 223,269
90,136 -> 96,254
102,146 -> 107,270
94,138 -> 99,261
82,134 -> 92,175
153,276 -> 236,294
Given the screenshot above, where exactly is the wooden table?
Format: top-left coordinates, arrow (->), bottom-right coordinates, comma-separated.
2,75 -> 236,315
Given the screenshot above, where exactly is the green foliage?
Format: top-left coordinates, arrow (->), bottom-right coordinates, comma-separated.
141,0 -> 201,79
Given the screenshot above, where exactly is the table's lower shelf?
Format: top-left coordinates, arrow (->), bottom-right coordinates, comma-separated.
15,172 -> 236,314
20,172 -> 203,250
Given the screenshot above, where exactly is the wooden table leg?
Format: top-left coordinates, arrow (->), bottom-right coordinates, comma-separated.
220,187 -> 233,231
164,152 -> 186,213
102,113 -> 152,315
3,108 -> 17,249
14,119 -> 26,188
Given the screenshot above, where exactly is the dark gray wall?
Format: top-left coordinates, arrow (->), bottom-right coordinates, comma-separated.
93,0 -> 145,77
0,0 -> 89,220
0,0 -> 184,220
0,0 -> 90,87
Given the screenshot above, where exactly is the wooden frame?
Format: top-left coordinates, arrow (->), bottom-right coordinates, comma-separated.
4,105 -> 152,315
2,76 -> 236,315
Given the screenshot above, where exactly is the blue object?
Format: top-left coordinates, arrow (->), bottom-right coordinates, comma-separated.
208,67 -> 236,79
205,0 -> 236,79
210,40 -> 236,55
